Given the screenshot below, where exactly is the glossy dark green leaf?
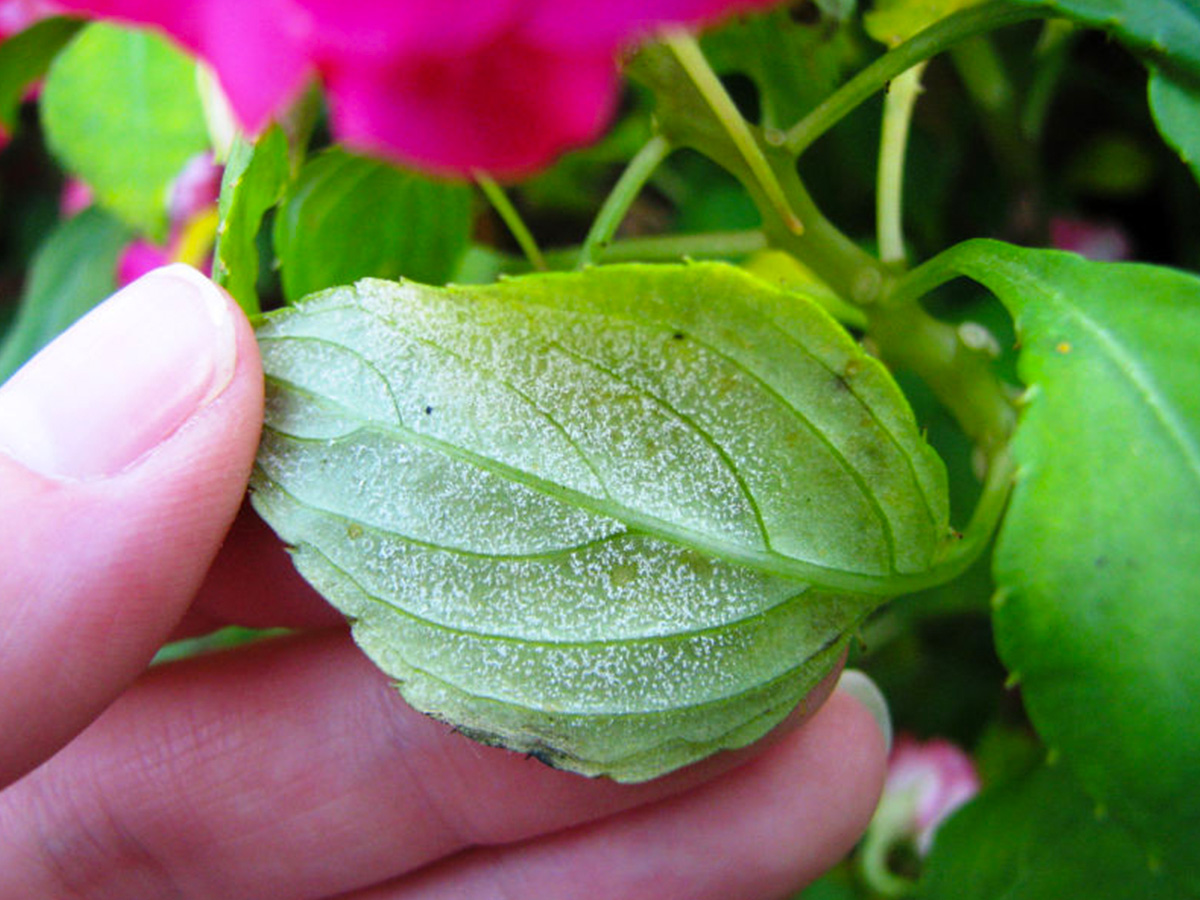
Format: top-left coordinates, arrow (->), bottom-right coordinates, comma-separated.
0,17 -> 82,139
40,23 -> 209,239
0,207 -> 129,383
251,262 -> 951,780
1011,0 -> 1200,79
1148,66 -> 1200,186
273,148 -> 471,303
897,239 -> 1200,892
212,126 -> 289,316
921,765 -> 1191,900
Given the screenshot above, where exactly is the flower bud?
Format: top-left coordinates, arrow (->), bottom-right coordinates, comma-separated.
860,734 -> 980,895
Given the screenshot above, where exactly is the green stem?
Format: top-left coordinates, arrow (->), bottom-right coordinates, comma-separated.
868,299 -> 1017,461
578,135 -> 673,268
950,35 -> 1037,185
474,172 -> 547,271
544,229 -> 768,269
755,153 -> 892,306
1021,19 -> 1077,144
783,1 -> 1044,157
662,29 -> 805,234
877,62 -> 928,266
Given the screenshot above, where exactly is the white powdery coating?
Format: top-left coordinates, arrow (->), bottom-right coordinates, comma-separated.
312,547 -> 861,714
249,269 -> 945,775
275,485 -> 805,640
257,428 -> 620,555
354,281 -> 769,552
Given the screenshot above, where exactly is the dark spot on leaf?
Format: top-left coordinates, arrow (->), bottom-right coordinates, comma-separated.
672,332 -> 685,341
1095,555 -> 1108,568
424,405 -> 433,415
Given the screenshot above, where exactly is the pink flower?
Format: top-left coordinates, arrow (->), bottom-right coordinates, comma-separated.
114,152 -> 222,285
116,238 -> 171,286
168,151 -> 222,223
0,0 -> 59,40
59,178 -> 94,217
53,0 -> 777,176
1050,215 -> 1133,262
881,735 -> 980,856
860,734 -> 980,894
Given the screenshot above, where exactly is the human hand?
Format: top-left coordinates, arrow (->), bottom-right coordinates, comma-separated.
0,266 -> 890,899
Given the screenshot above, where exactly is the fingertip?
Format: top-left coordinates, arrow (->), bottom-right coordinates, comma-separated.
835,668 -> 893,755
0,265 -> 264,785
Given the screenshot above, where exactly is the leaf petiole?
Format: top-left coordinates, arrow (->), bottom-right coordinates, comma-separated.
474,171 -> 548,271
660,29 -> 804,234
783,1 -> 1044,157
578,134 -> 673,268
545,228 -> 768,269
876,62 -> 928,266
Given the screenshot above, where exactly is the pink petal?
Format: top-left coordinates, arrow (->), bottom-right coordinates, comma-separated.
55,0 -> 311,131
117,239 -> 171,286
59,178 -> 94,218
1050,215 -> 1132,262
0,0 -> 60,39
884,735 -> 980,855
523,0 -> 783,52
53,0 -> 204,47
326,37 -> 620,177
294,0 -> 522,61
168,152 -> 221,224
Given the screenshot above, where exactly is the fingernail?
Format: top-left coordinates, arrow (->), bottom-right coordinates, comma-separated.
0,264 -> 237,480
838,669 -> 892,753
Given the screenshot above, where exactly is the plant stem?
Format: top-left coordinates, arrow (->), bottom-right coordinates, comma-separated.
544,229 -> 768,269
474,172 -> 547,271
877,62 -> 927,266
661,29 -> 804,234
950,34 -> 1037,186
783,1 -> 1044,157
867,299 -> 1017,460
1021,19 -> 1077,144
578,134 -> 673,268
755,152 -> 892,306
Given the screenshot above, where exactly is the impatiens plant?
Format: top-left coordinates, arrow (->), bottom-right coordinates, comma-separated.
0,0 -> 1198,897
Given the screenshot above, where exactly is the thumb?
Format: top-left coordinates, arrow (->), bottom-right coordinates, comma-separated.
0,265 -> 263,786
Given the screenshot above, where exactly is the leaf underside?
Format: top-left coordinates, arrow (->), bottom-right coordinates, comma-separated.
252,263 -> 949,780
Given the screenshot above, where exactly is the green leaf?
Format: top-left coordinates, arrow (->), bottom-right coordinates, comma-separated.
0,17 -> 83,139
40,23 -> 210,240
1148,66 -> 1200,186
251,262 -> 951,780
212,126 -> 290,316
701,5 -> 864,130
921,765 -> 1191,900
1011,0 -> 1200,80
0,207 -> 130,383
864,0 -> 985,47
896,239 -> 1200,892
273,148 -> 471,303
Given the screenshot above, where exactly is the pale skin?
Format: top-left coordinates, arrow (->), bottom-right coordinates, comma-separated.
0,266 -> 888,900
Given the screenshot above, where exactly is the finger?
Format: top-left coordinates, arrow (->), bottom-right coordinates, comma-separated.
178,501 -> 344,638
0,631 -> 840,900
357,683 -> 888,900
0,265 -> 263,786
